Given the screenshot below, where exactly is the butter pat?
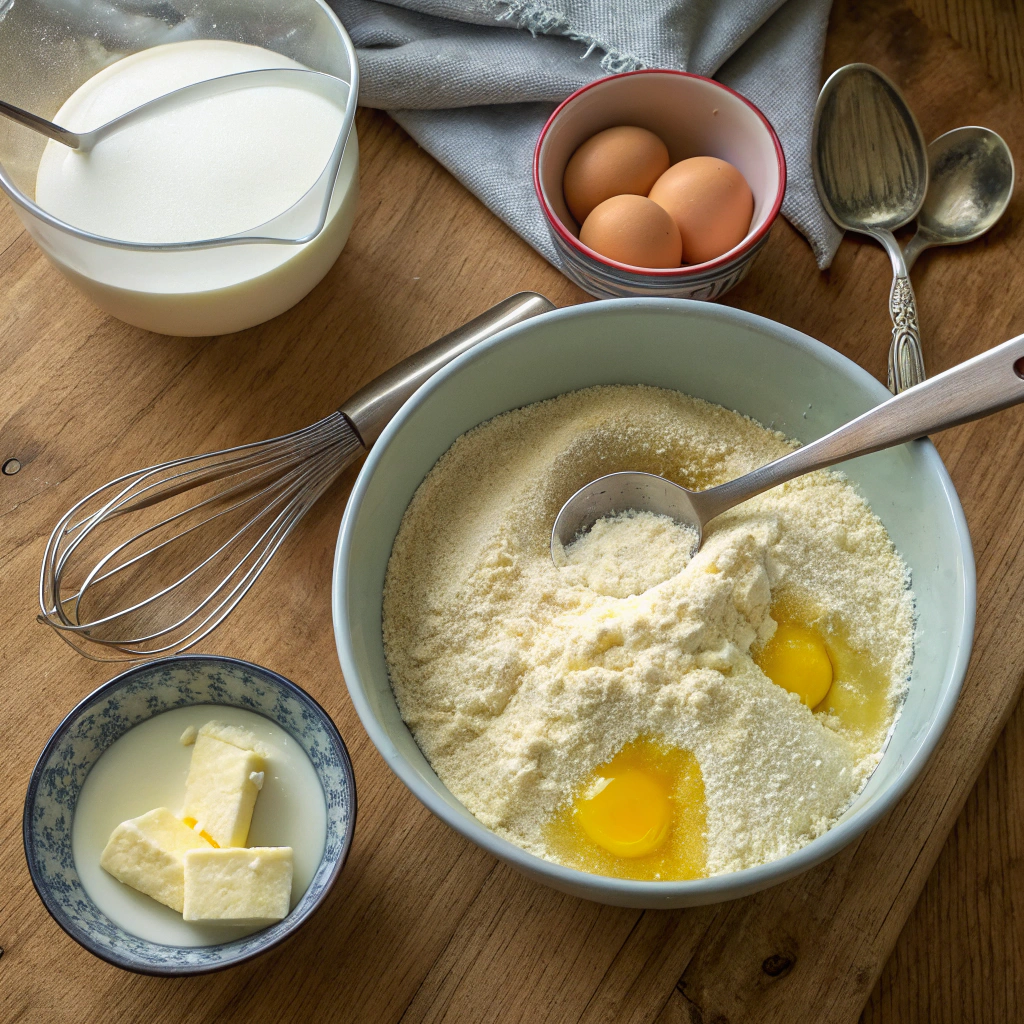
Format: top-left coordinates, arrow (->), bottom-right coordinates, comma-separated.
182,847 -> 293,922
182,721 -> 266,848
100,807 -> 212,913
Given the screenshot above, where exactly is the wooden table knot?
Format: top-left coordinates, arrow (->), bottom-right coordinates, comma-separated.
761,953 -> 795,978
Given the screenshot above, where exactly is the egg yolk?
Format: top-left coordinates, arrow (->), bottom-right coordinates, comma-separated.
576,767 -> 671,858
544,739 -> 707,881
758,600 -> 896,757
756,622 -> 833,708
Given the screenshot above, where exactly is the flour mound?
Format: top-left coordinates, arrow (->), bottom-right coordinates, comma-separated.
382,385 -> 914,875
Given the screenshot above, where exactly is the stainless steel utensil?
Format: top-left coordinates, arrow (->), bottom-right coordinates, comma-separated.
812,63 -> 929,393
1,68 -> 354,248
903,126 -> 1015,271
552,331 -> 1024,560
40,292 -> 556,661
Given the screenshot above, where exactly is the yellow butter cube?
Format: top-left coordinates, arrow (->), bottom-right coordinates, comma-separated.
182,847 -> 293,922
182,721 -> 266,848
100,807 -> 212,913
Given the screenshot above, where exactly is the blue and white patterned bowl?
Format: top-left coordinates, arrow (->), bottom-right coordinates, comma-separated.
23,655 -> 356,975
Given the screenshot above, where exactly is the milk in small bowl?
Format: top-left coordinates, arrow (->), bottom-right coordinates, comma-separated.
23,656 -> 356,974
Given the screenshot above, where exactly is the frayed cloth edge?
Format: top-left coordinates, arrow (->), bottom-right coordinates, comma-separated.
490,0 -> 645,73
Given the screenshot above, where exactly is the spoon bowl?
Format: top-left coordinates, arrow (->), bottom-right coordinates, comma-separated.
551,472 -> 704,556
813,64 -> 928,234
904,126 -> 1015,270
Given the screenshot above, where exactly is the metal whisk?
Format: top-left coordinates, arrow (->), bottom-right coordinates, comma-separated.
39,293 -> 555,661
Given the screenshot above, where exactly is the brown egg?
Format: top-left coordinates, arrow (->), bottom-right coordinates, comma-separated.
579,194 -> 682,269
648,157 -> 754,264
563,126 -> 670,224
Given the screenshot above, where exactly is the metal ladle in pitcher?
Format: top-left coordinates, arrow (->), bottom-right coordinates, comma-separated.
1,67 -> 354,248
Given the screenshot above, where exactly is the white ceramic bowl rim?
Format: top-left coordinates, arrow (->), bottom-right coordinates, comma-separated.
334,299 -> 975,904
533,70 -> 788,278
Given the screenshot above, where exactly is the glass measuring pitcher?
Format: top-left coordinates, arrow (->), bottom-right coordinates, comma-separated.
0,0 -> 360,335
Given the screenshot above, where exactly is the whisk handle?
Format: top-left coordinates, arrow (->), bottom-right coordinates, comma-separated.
339,292 -> 556,447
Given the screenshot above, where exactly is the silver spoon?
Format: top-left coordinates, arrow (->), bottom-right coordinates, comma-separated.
903,126 -> 1015,271
552,330 -> 1024,561
0,68 -> 353,248
812,63 -> 928,393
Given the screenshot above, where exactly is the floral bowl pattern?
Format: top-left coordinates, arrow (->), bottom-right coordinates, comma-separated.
23,655 -> 356,975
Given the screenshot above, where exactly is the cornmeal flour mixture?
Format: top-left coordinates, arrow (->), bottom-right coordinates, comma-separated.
383,386 -> 914,875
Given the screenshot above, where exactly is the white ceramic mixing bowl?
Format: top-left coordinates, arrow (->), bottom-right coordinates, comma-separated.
333,300 -> 974,909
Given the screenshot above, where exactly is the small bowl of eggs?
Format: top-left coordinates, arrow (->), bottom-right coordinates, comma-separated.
534,70 -> 786,300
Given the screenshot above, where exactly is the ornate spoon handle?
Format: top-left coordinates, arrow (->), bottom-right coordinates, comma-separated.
888,274 -> 926,393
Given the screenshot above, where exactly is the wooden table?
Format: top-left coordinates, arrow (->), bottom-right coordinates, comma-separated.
2,1 -> 1022,1020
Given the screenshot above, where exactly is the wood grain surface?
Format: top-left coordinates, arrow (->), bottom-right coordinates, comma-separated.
1,1 -> 1022,1021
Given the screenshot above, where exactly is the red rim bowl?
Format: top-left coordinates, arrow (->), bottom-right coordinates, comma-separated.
534,69 -> 787,280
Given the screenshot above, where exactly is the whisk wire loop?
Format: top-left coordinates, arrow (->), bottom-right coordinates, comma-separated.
66,424 -> 350,616
37,292 -> 557,661
49,415 -> 351,617
39,412 -> 364,661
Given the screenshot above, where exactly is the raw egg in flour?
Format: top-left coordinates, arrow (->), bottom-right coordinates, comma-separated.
576,765 -> 671,857
756,611 -> 898,760
563,125 -> 671,224
756,621 -> 834,709
544,739 -> 707,881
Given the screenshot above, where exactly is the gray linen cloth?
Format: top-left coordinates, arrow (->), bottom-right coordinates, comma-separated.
330,0 -> 842,271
